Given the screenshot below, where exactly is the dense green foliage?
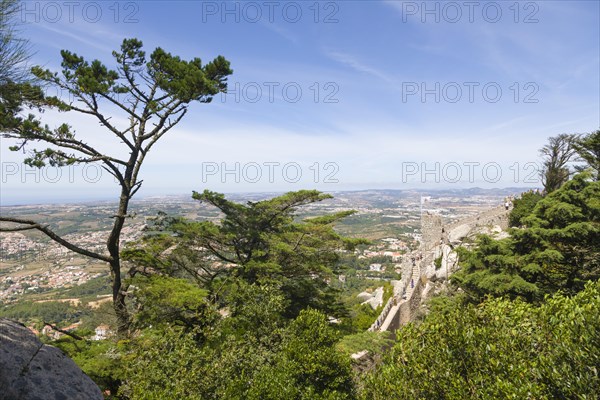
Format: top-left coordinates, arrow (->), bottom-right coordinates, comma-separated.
336,331 -> 394,357
121,308 -> 355,400
129,275 -> 212,330
54,337 -> 125,396
124,190 -> 367,320
361,280 -> 600,399
0,300 -> 81,323
113,191 -> 365,397
508,190 -> 543,227
349,303 -> 381,332
249,309 -> 356,399
57,275 -> 112,300
453,173 -> 600,302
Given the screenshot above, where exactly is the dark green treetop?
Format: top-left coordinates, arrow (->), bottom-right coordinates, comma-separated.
124,190 -> 367,319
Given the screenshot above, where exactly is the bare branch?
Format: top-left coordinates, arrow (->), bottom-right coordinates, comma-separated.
0,217 -> 112,262
130,180 -> 143,197
4,127 -> 129,177
116,55 -> 150,104
140,99 -> 184,140
0,225 -> 37,232
43,322 -> 84,341
44,81 -> 136,152
97,91 -> 143,122
149,108 -> 187,147
101,164 -> 125,187
63,105 -> 133,150
203,241 -> 238,265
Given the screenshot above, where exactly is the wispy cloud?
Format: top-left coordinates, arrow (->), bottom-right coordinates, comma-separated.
324,50 -> 394,83
258,21 -> 298,44
483,116 -> 530,133
35,24 -> 114,53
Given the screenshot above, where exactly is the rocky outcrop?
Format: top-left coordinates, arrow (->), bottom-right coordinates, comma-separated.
0,318 -> 102,400
359,286 -> 384,310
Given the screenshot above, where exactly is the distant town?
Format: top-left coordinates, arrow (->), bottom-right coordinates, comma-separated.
0,188 -> 519,304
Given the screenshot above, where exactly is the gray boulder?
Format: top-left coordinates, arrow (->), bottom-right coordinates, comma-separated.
0,318 -> 103,400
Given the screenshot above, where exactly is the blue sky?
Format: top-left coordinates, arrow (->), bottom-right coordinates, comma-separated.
1,0 -> 599,204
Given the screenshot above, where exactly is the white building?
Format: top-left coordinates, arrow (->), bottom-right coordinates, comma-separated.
92,325 -> 112,340
369,263 -> 382,272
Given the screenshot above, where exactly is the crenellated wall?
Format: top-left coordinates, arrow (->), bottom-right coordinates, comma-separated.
371,205 -> 509,334
446,206 -> 509,238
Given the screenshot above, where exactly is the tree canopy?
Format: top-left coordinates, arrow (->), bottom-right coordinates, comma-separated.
124,190 -> 368,320
539,133 -> 578,193
121,307 -> 356,400
574,129 -> 600,181
0,38 -> 232,335
453,172 -> 600,302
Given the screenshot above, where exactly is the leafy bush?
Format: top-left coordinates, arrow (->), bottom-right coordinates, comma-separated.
361,280 -> 600,399
121,309 -> 356,399
509,190 -> 543,227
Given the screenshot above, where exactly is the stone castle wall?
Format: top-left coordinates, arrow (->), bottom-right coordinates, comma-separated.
446,206 -> 509,234
420,213 -> 443,251
373,205 -> 510,334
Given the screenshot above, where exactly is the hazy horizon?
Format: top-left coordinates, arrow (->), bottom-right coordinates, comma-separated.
1,185 -> 537,207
